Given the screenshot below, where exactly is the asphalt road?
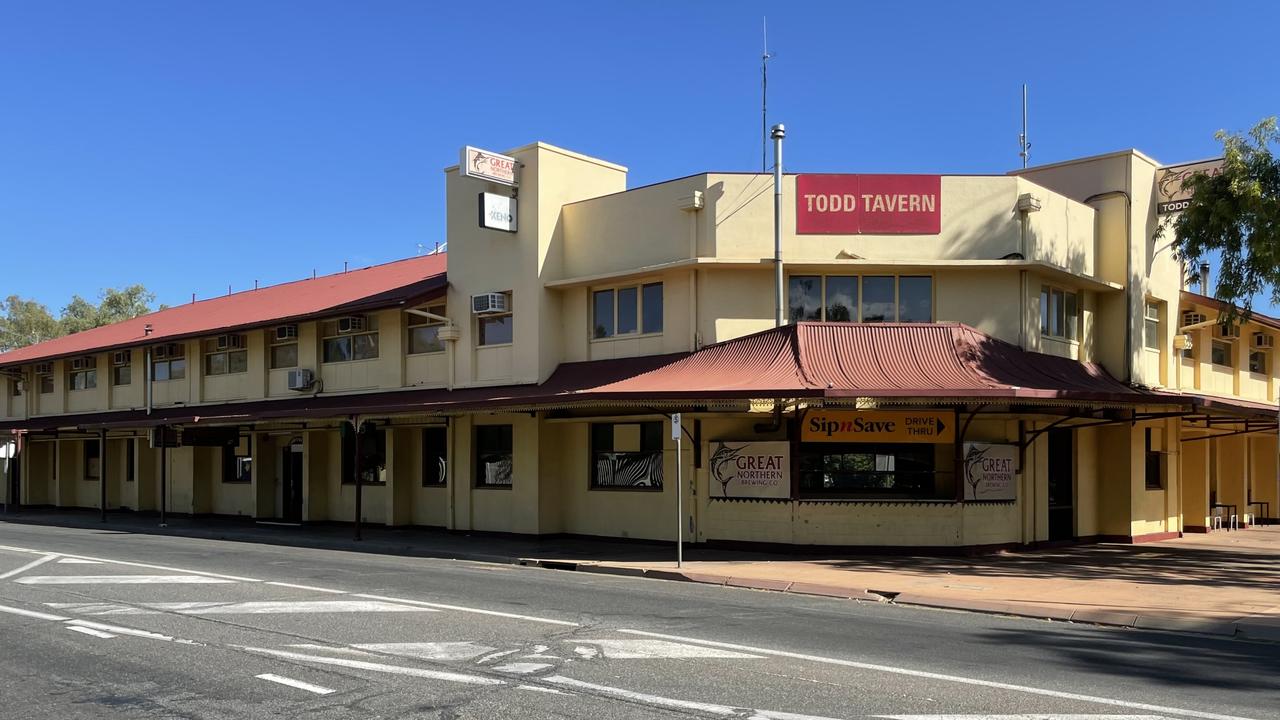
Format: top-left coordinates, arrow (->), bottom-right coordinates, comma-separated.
0,522 -> 1275,720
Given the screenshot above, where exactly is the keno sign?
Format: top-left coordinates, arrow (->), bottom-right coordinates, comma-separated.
796,174 -> 941,235
709,441 -> 790,499
461,146 -> 519,186
962,442 -> 1018,501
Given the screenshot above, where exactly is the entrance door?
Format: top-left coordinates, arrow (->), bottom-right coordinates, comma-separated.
282,445 -> 304,522
1047,429 -> 1074,541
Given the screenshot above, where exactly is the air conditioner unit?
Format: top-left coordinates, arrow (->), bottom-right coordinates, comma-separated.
1181,311 -> 1207,328
275,324 -> 298,341
1253,333 -> 1274,349
112,350 -> 131,366
287,368 -> 315,391
34,362 -> 52,375
471,292 -> 509,315
1173,334 -> 1194,351
1215,323 -> 1241,340
337,316 -> 366,334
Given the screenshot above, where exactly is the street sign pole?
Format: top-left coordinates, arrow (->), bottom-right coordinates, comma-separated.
672,413 -> 682,568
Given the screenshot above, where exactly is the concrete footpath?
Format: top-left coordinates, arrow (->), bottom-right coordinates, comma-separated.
4,509 -> 1278,641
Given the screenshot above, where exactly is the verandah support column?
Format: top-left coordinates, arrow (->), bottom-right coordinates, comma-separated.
99,428 -> 107,522
353,416 -> 363,542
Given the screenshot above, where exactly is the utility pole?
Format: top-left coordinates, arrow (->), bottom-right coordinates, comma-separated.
761,17 -> 774,172
772,123 -> 786,327
1019,84 -> 1031,169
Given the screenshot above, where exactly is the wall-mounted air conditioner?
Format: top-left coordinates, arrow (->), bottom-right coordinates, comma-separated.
1253,333 -> 1274,349
112,350 -> 131,366
1173,334 -> 1194,351
471,292 -> 509,315
34,362 -> 53,375
1215,323 -> 1241,340
275,324 -> 298,341
337,316 -> 366,334
287,368 -> 315,391
1181,311 -> 1207,328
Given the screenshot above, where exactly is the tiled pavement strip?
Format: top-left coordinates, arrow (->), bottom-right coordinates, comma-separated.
5,510 -> 1279,641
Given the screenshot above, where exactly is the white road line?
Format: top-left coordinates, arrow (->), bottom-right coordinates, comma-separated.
517,684 -> 569,695
66,625 -> 116,639
16,575 -> 235,585
352,593 -> 579,627
541,675 -> 844,719
0,603 -> 69,621
264,581 -> 346,594
570,638 -> 763,660
46,600 -> 433,616
493,662 -> 553,675
0,553 -> 58,580
352,642 -> 496,661
241,646 -> 506,686
56,558 -> 103,565
65,620 -> 180,643
877,716 -> 1173,720
0,544 -> 259,582
618,630 -> 1257,720
255,673 -> 336,696
476,649 -> 520,664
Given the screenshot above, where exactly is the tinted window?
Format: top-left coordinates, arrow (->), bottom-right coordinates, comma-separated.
593,290 -> 614,339
897,276 -> 932,323
861,276 -> 895,322
788,276 -> 822,322
479,315 -> 513,345
642,283 -> 663,334
825,276 -> 856,322
617,287 -> 638,335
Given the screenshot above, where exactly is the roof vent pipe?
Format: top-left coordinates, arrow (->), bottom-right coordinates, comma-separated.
144,324 -> 153,337
1199,262 -> 1210,293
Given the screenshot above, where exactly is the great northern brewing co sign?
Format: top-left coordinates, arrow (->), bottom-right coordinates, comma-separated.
462,146 -> 519,186
796,174 -> 941,234
1155,158 -> 1223,215
709,441 -> 790,499
962,442 -> 1018,501
802,410 -> 955,443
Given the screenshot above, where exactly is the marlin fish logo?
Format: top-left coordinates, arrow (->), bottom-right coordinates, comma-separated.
710,443 -> 746,497
964,444 -> 989,500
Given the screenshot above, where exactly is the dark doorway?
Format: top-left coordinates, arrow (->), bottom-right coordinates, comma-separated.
1047,429 -> 1074,541
7,453 -> 19,510
282,444 -> 304,522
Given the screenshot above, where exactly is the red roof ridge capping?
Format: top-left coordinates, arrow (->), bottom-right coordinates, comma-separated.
589,321 -> 1163,402
0,253 -> 447,368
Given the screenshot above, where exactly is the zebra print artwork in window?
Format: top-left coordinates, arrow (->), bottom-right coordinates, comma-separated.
594,451 -> 663,488
483,456 -> 512,485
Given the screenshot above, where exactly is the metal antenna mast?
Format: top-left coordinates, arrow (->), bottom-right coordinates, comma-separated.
1018,83 -> 1031,169
762,17 -> 774,172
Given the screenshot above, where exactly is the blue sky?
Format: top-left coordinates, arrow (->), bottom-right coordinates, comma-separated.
2,1 -> 1277,314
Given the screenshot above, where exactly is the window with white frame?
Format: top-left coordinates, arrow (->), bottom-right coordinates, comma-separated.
1211,339 -> 1233,367
1040,285 -> 1080,341
112,351 -> 131,386
788,275 -> 932,324
322,317 -> 379,363
477,293 -> 513,347
592,283 -> 663,339
407,303 -> 447,355
68,358 -> 97,391
269,328 -> 298,369
152,344 -> 186,381
1250,348 -> 1268,374
37,371 -> 54,394
203,336 -> 248,376
1144,301 -> 1161,350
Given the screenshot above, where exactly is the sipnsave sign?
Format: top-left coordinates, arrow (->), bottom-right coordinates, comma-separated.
962,442 -> 1018,501
709,441 -> 790,499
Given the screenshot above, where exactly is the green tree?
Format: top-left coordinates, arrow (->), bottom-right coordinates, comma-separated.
0,296 -> 61,352
59,295 -> 100,335
1171,117 -> 1280,318
60,285 -> 159,335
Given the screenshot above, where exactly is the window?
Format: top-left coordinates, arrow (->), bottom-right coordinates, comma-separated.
221,436 -> 252,484
422,427 -> 447,486
1040,285 -> 1080,341
322,317 -> 379,363
407,304 -> 447,355
38,373 -> 53,394
341,422 -> 386,485
1144,427 -> 1164,490
9,379 -> 19,397
153,345 -> 186,381
477,293 -> 513,346
112,352 -> 131,386
69,369 -> 97,391
593,283 -> 663,339
1211,339 -> 1233,367
798,443 -> 938,498
269,329 -> 298,369
203,337 -> 248,376
1250,349 -> 1268,374
591,422 -> 663,490
1144,301 -> 1161,350
788,275 -> 931,323
84,440 -> 101,480
125,439 -> 135,483
475,425 -> 513,487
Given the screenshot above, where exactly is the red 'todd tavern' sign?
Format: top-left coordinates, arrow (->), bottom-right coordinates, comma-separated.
796,174 -> 941,235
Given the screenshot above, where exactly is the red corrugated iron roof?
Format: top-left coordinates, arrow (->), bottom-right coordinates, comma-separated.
589,322 -> 1157,402
1180,290 -> 1280,332
0,254 -> 447,368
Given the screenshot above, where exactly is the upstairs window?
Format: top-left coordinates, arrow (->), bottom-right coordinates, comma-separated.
322,316 -> 379,363
152,344 -> 187,381
269,327 -> 299,369
204,336 -> 248,376
38,373 -> 54,394
477,293 -> 513,347
9,379 -> 19,397
789,275 -> 931,323
1144,301 -> 1161,350
1040,285 -> 1080,342
591,422 -> 663,490
68,358 -> 97,392
1211,339 -> 1233,367
407,304 -> 447,355
112,351 -> 131,386
592,283 -> 663,339
1250,349 -> 1268,374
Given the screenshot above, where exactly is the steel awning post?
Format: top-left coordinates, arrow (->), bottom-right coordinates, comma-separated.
159,428 -> 168,528
353,416 -> 363,542
99,428 -> 108,523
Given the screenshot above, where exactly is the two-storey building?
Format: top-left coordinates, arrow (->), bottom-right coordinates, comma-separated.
1,141 -> 1274,549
